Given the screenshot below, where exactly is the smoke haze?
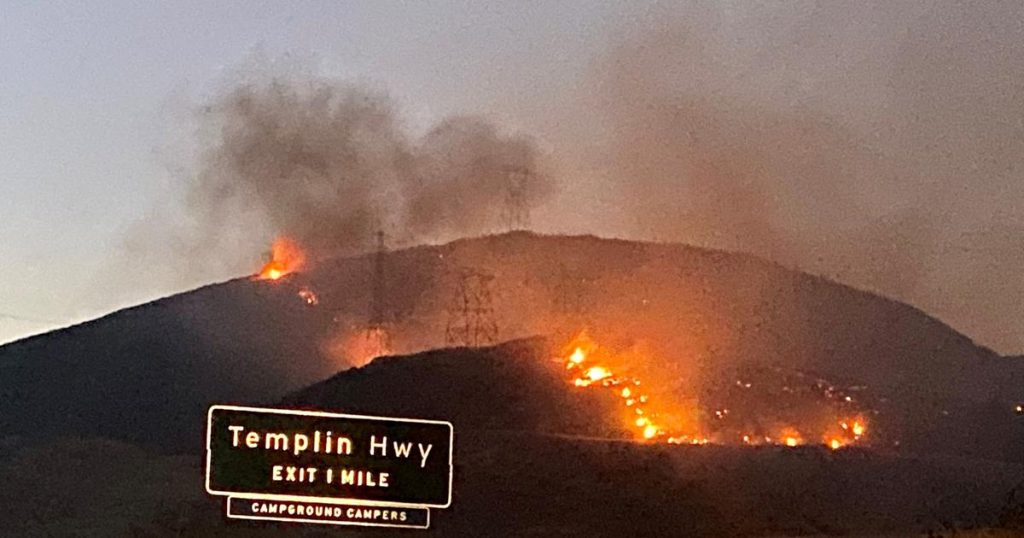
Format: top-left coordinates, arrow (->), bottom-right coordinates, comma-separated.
532,1 -> 1024,353
131,1 -> 1024,354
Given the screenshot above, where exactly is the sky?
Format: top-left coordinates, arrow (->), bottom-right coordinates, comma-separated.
2,1 -> 1023,354
0,1 -> 620,343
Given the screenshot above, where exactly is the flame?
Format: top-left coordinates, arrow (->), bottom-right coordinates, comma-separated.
257,237 -> 306,280
585,366 -> 611,382
779,427 -> 802,447
560,333 -> 693,443
559,332 -> 877,450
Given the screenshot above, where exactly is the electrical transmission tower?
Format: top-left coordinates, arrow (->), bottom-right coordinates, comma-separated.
444,268 -> 499,347
363,229 -> 392,357
500,166 -> 531,232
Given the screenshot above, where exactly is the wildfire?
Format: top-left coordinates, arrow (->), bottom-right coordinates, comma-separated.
559,332 -> 875,451
257,237 -> 306,281
780,427 -> 803,447
840,416 -> 868,439
561,333 -> 699,443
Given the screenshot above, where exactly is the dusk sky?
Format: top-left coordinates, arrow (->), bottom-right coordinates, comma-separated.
0,1 -> 622,343
3,1 -> 1023,354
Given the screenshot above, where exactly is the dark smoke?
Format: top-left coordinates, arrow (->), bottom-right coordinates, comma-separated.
190,74 -> 547,258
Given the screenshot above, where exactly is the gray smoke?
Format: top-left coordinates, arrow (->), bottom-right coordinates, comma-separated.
190,74 -> 546,258
550,0 -> 1024,353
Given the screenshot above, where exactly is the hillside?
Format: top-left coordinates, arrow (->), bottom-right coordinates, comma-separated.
1,233 -> 1021,455
2,339 -> 1021,536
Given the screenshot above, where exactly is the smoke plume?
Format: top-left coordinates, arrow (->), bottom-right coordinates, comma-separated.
190,74 -> 547,259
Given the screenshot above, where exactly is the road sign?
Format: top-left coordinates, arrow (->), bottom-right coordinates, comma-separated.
206,405 -> 453,513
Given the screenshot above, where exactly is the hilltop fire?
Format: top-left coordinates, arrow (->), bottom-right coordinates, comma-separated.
560,332 -> 872,449
256,237 -> 306,281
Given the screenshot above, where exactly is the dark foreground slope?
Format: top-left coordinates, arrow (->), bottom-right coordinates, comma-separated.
282,338 -> 1024,536
3,339 -> 1020,537
1,233 -> 1021,456
281,338 -> 621,435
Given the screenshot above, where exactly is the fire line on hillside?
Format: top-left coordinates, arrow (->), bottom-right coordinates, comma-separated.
560,332 -> 870,449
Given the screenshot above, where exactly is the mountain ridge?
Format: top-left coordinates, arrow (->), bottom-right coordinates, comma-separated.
1,233 -> 1019,456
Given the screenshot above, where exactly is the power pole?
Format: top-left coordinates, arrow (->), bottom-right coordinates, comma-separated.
444,268 -> 499,347
363,229 -> 392,357
501,166 -> 531,232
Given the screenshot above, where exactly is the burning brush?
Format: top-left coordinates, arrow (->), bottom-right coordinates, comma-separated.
559,332 -> 872,450
254,237 -> 321,307
561,332 -> 708,444
256,236 -> 306,281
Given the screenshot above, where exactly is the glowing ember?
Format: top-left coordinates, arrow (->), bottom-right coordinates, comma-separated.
257,237 -> 306,281
829,439 -> 842,450
851,421 -> 865,437
297,287 -> 318,305
585,366 -> 611,382
780,427 -> 803,447
642,425 -> 658,439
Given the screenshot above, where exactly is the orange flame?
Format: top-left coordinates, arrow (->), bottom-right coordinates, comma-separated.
559,332 -> 875,450
560,333 -> 689,443
257,237 -> 306,280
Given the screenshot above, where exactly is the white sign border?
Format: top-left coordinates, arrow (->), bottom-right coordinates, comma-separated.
205,404 -> 454,509
226,495 -> 431,530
